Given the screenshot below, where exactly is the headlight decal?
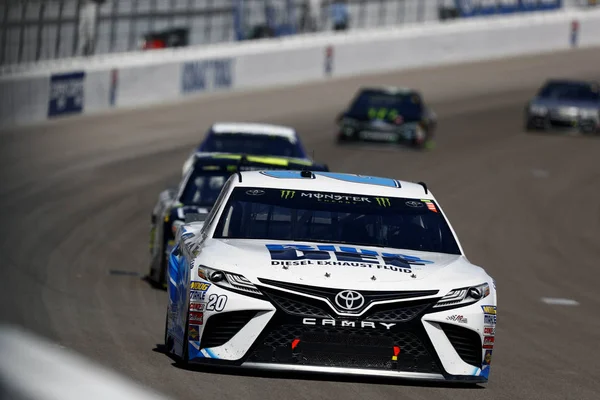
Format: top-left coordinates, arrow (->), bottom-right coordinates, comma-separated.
433,283 -> 490,308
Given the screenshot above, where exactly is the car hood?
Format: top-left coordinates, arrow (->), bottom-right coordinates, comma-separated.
194,239 -> 488,291
531,97 -> 600,109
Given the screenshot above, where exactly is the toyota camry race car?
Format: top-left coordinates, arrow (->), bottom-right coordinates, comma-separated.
525,79 -> 600,134
182,122 -> 319,175
336,87 -> 437,149
164,170 -> 497,383
148,154 -> 329,287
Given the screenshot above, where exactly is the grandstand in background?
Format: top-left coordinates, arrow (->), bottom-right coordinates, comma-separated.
0,0 -> 594,67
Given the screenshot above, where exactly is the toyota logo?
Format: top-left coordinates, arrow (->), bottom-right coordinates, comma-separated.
334,290 -> 365,311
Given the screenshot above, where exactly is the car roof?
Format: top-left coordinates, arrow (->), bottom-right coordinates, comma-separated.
232,171 -> 435,200
210,122 -> 298,141
543,79 -> 599,87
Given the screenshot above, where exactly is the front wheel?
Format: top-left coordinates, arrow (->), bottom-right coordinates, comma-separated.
411,125 -> 432,150
179,309 -> 190,365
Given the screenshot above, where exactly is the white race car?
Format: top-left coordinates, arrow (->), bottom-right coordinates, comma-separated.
181,122 -> 319,176
164,171 -> 497,383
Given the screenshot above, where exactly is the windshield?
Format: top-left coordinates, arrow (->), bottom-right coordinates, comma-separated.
199,133 -> 306,158
179,171 -> 229,206
538,82 -> 600,102
346,90 -> 423,122
214,188 -> 461,255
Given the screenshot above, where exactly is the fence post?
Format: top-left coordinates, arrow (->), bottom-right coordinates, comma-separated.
0,1 -> 9,65
35,1 -> 46,61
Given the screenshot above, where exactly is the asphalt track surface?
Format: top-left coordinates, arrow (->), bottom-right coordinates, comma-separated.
2,47 -> 600,400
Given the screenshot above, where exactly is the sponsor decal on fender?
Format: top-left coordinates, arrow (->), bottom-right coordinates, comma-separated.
190,290 -> 208,302
483,349 -> 493,366
484,315 -> 497,325
483,336 -> 495,349
188,325 -> 200,341
189,311 -> 204,325
191,282 -> 211,291
483,326 -> 495,335
481,305 -> 497,315
190,303 -> 205,311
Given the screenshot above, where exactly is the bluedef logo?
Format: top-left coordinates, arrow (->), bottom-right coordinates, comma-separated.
182,59 -> 233,94
266,244 -> 433,274
48,71 -> 85,117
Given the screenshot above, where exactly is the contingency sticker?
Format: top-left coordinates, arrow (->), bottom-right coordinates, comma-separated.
421,199 -> 438,213
189,311 -> 204,325
188,324 -> 200,341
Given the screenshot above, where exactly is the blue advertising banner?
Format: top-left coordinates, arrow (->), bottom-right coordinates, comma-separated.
47,71 -> 85,117
181,59 -> 234,94
454,0 -> 562,18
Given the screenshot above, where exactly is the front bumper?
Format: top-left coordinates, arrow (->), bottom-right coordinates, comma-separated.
183,282 -> 496,383
338,122 -> 426,143
526,112 -> 599,133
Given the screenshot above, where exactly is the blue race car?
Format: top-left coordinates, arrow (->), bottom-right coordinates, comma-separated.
182,122 -> 318,175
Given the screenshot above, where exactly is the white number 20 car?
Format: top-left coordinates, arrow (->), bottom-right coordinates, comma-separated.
164,170 -> 497,384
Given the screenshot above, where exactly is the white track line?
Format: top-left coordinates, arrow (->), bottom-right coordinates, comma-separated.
541,297 -> 580,306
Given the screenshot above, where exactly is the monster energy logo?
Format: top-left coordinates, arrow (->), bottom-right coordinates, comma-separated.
375,197 -> 391,207
281,190 -> 296,199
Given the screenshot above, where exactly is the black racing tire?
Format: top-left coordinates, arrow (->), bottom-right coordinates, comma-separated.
336,134 -> 352,144
157,239 -> 168,289
524,118 -> 536,132
164,308 -> 174,353
149,237 -> 168,288
180,308 -> 190,365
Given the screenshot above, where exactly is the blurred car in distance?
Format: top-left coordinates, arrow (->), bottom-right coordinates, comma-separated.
525,79 -> 600,134
335,87 -> 437,149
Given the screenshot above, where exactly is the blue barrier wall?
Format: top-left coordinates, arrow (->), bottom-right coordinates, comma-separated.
454,0 -> 563,18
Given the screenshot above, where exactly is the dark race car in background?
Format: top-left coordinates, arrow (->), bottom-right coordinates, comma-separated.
336,87 -> 437,149
182,122 -> 318,175
525,79 -> 600,134
148,153 -> 329,288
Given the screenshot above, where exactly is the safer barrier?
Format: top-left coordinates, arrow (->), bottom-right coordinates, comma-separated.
0,324 -> 170,400
1,7 -> 600,129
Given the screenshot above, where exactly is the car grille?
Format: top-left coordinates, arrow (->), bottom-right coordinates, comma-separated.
247,324 -> 440,373
262,286 -> 433,321
368,302 -> 431,322
439,323 -> 482,367
267,293 -> 332,318
258,278 -> 439,315
200,311 -> 257,349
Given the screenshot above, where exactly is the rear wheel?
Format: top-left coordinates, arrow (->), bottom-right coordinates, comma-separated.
164,308 -> 174,353
149,226 -> 168,289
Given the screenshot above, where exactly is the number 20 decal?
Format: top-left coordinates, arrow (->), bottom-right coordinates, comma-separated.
206,294 -> 227,311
